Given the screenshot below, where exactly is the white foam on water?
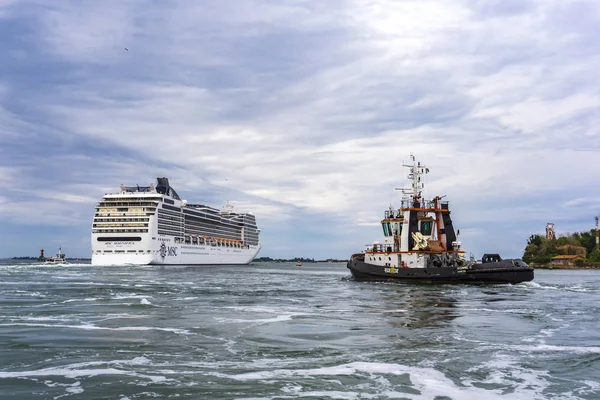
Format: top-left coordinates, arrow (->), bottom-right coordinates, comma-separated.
511,344 -> 600,354
215,314 -> 296,324
234,398 -> 275,400
0,367 -> 166,382
61,298 -> 99,303
113,294 -> 154,300
539,328 -> 556,337
221,305 -> 298,314
285,390 -> 359,399
39,356 -> 153,371
140,298 -> 152,305
518,281 -> 600,293
60,282 -> 124,287
7,316 -> 72,322
522,322 -> 570,344
576,380 -> 600,396
215,305 -> 309,324
42,380 -> 85,399
464,354 -> 553,399
521,281 -> 542,289
63,382 -> 84,397
281,382 -> 303,394
460,307 -> 542,315
8,290 -> 46,297
120,356 -> 153,366
90,313 -> 144,322
223,338 -> 239,355
212,361 -> 412,380
133,392 -> 161,398
0,356 -> 174,391
0,322 -> 191,335
213,361 -> 560,400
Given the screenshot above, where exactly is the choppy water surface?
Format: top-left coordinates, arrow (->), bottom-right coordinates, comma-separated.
0,262 -> 599,399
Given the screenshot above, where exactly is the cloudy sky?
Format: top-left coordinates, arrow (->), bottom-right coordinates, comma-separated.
0,0 -> 599,259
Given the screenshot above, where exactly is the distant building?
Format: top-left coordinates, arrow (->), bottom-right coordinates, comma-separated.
557,245 -> 587,259
550,255 -> 582,267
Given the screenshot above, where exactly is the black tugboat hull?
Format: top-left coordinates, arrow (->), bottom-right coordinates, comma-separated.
347,257 -> 534,284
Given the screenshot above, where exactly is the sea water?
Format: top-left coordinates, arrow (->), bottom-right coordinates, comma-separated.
0,262 -> 598,399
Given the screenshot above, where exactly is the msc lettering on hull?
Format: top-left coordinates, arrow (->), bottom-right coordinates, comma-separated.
159,243 -> 178,261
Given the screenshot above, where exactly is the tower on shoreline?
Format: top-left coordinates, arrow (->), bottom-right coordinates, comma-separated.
595,216 -> 599,252
546,222 -> 556,241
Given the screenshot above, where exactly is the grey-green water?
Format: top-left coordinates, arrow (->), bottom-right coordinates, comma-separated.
0,262 -> 599,399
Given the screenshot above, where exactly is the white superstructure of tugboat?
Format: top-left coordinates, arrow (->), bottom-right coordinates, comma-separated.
91,178 -> 261,265
347,155 -> 534,284
45,247 -> 67,264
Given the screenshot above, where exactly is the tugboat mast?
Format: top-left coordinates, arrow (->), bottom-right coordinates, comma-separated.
396,153 -> 429,205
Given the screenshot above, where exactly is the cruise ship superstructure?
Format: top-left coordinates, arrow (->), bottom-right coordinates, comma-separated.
91,178 -> 261,265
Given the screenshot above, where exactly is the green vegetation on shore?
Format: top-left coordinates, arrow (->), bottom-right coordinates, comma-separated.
523,229 -> 600,265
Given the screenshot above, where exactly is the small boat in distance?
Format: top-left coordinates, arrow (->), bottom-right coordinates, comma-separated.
296,260 -> 302,266
45,247 -> 68,264
347,155 -> 534,284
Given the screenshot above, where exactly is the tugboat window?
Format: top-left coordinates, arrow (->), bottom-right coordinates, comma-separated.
421,221 -> 433,236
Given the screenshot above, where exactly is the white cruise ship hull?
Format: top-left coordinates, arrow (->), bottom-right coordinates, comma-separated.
91,241 -> 261,266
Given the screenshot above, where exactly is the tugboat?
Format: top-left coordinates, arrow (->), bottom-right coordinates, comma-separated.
44,247 -> 68,264
347,155 -> 533,284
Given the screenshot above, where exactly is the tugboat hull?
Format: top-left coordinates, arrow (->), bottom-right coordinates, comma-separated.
347,256 -> 534,284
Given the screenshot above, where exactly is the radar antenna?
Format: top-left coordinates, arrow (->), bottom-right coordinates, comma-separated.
223,200 -> 234,215
395,153 -> 429,201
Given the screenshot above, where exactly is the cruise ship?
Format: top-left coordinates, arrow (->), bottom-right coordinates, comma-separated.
91,178 -> 261,265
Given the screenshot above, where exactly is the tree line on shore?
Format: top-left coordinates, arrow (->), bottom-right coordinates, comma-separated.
523,229 -> 600,265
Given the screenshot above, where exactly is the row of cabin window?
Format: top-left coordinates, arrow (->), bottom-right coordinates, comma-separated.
381,221 -> 434,237
93,229 -> 149,233
95,218 -> 149,222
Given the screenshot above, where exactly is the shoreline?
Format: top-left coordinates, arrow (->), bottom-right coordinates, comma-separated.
532,265 -> 600,270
